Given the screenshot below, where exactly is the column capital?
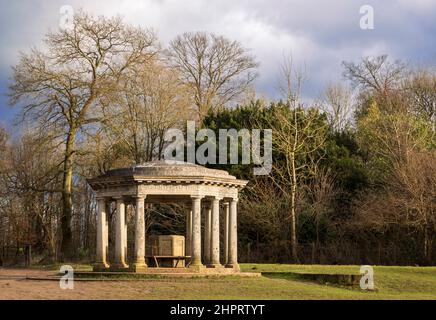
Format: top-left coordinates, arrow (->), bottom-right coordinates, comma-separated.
230,198 -> 239,203
212,196 -> 223,201
134,195 -> 147,200
191,195 -> 204,200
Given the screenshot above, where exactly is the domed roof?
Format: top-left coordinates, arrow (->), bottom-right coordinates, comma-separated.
103,161 -> 231,179
88,161 -> 248,189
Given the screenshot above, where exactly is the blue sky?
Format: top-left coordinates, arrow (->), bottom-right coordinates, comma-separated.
1,0 -> 435,130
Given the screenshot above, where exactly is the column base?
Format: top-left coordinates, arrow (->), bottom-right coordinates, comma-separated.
188,263 -> 205,273
130,262 -> 148,273
93,262 -> 110,272
110,262 -> 130,272
207,263 -> 224,269
225,263 -> 240,271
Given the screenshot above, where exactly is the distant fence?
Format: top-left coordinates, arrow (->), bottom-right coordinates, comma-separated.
0,245 -> 32,267
2,240 -> 433,267
239,242 -> 436,266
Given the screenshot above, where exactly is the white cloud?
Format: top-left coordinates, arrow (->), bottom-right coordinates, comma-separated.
0,0 -> 435,102
396,0 -> 436,12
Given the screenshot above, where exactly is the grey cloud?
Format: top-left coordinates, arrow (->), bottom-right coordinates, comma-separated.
0,0 -> 435,111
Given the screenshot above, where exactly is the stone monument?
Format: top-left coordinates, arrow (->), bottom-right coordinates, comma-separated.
87,161 -> 248,274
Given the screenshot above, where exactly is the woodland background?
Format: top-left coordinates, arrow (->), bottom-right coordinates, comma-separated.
0,11 -> 434,266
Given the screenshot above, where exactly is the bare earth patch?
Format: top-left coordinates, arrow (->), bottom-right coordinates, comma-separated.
0,268 -> 157,300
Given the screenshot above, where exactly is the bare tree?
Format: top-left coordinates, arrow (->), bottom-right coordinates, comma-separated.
303,168 -> 337,261
342,55 -> 406,95
102,58 -> 192,164
350,61 -> 436,264
404,69 -> 436,131
0,126 -> 9,259
168,32 -> 258,122
0,127 -> 7,174
356,98 -> 434,173
322,83 -> 353,132
1,130 -> 63,260
265,56 -> 329,262
242,178 -> 289,239
352,150 -> 435,264
8,11 -> 157,259
393,150 -> 436,264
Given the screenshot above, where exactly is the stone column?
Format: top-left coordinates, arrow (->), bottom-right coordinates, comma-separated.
226,198 -> 239,270
190,196 -> 204,268
203,204 -> 212,265
186,210 -> 193,256
209,197 -> 222,267
104,201 -> 110,262
94,198 -> 109,271
132,196 -> 147,272
113,198 -> 129,270
223,202 -> 230,265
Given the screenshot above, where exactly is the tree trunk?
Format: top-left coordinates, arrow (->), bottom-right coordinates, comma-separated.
290,152 -> 298,262
316,217 -> 320,263
423,225 -> 433,265
60,126 -> 76,261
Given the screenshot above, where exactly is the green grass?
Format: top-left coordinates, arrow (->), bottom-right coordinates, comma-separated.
23,263 -> 436,299
239,264 -> 436,300
132,264 -> 436,299
242,263 -> 362,274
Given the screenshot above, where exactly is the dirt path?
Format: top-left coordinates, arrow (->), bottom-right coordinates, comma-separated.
0,268 -> 155,300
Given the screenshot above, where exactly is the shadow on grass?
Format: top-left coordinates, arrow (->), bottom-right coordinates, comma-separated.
261,271 -> 363,290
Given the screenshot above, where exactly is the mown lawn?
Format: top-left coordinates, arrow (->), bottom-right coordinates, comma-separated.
239,264 -> 436,300
4,263 -> 435,300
